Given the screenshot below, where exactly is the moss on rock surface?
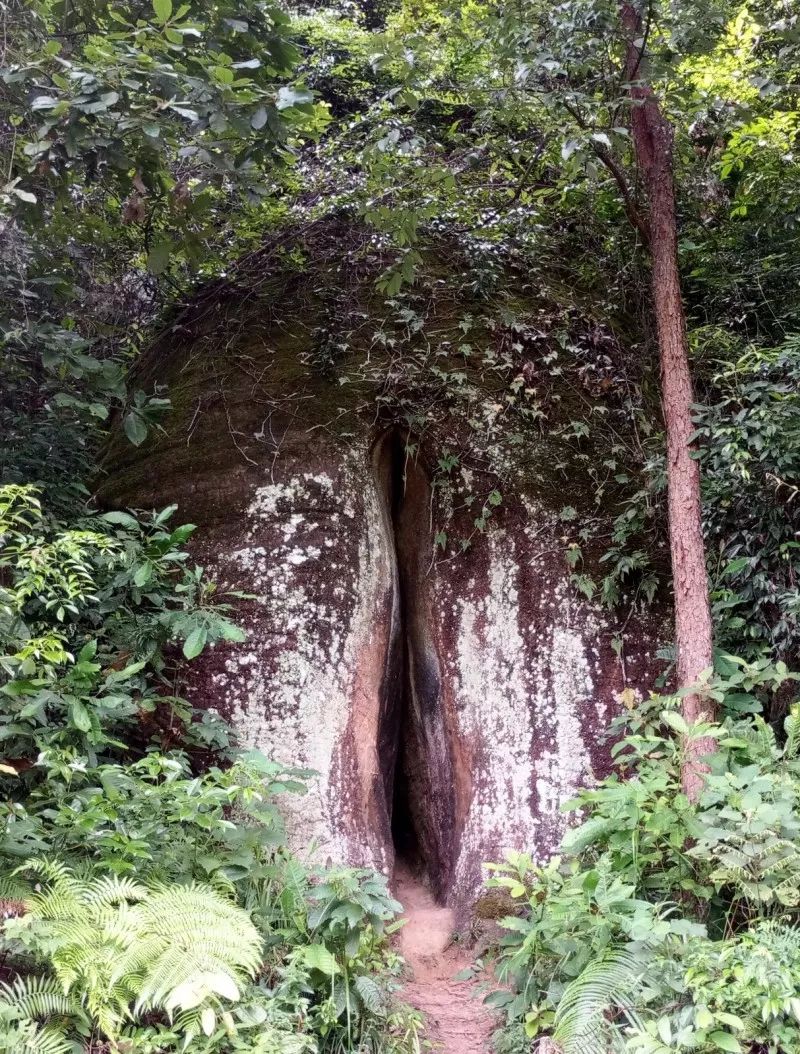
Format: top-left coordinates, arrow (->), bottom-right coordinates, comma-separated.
100,218 -> 665,909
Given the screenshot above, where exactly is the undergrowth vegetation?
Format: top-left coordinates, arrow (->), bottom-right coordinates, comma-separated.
485,664 -> 800,1054
3,0 -> 800,1052
0,485 -> 422,1053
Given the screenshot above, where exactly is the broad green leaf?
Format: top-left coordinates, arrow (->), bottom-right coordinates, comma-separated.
123,411 -> 148,446
169,104 -> 199,120
661,710 -> 689,735
154,504 -> 179,525
101,510 -> 139,527
276,85 -> 313,110
133,562 -> 153,587
207,972 -> 239,1000
78,640 -> 98,662
183,625 -> 208,659
303,944 -> 338,976
153,0 -> 172,22
201,1006 -> 215,1036
70,699 -> 92,732
146,241 -> 172,275
709,1032 -> 742,1053
106,661 -> 147,684
217,619 -> 246,643
251,106 -> 268,130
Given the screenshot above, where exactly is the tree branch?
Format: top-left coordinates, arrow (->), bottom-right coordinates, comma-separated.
560,96 -> 650,246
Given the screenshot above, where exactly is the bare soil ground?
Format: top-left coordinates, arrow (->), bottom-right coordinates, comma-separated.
393,863 -> 497,1054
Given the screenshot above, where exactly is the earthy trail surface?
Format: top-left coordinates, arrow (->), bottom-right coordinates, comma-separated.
394,863 -> 496,1054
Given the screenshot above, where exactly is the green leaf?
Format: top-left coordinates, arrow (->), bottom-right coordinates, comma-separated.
183,625 -> 208,659
146,241 -> 172,275
101,510 -> 139,528
153,0 -> 172,22
154,504 -> 179,525
723,557 -> 750,576
123,411 -> 148,446
251,106 -> 268,130
695,1003 -> 712,1028
70,699 -> 92,732
217,620 -> 246,643
661,710 -> 689,735
709,1032 -> 742,1053
276,85 -> 313,110
133,562 -> 153,587
106,660 -> 147,683
169,105 -> 199,121
302,944 -> 338,976
78,640 -> 98,662
201,1006 -> 215,1035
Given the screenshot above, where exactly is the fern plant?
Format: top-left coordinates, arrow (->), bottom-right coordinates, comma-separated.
551,950 -> 647,1054
3,860 -> 263,1044
0,976 -> 81,1054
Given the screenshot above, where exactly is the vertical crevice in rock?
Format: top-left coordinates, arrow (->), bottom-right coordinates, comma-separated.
373,430 -> 457,901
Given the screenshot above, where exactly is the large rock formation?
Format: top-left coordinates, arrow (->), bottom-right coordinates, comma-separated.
101,220 -> 662,908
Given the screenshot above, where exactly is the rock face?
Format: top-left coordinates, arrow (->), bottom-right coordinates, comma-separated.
101,220 -> 662,909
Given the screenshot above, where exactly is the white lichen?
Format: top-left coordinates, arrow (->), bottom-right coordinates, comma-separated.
448,511 -> 608,900
450,531 -> 538,895
208,455 -> 392,873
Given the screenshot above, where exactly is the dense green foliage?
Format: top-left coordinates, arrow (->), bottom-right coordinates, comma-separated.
484,666 -> 800,1053
0,485 -> 421,1052
2,0 -> 800,1052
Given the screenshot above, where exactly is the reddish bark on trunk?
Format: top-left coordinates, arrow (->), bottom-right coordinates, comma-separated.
621,2 -> 715,800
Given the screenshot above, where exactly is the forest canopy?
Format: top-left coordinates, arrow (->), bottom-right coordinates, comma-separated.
2,0 -> 800,1051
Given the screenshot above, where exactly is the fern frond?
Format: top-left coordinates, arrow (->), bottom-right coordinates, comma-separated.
82,874 -> 147,909
748,920 -> 800,958
784,704 -> 800,760
0,873 -> 33,907
354,974 -> 386,1016
18,858 -> 82,895
751,715 -> 778,760
136,883 -> 262,974
4,1022 -> 74,1054
17,866 -> 263,1042
553,950 -> 646,1054
0,975 -> 80,1021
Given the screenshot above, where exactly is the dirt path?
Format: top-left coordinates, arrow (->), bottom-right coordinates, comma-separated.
393,864 -> 496,1054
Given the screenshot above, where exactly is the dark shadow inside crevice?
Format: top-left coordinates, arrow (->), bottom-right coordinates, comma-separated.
390,738 -> 423,870
374,429 -> 454,900
380,429 -> 423,876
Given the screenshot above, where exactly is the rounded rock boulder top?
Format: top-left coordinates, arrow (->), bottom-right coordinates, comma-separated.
99,218 -> 664,911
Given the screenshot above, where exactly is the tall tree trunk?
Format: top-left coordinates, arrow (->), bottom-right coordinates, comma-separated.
621,1 -> 715,800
